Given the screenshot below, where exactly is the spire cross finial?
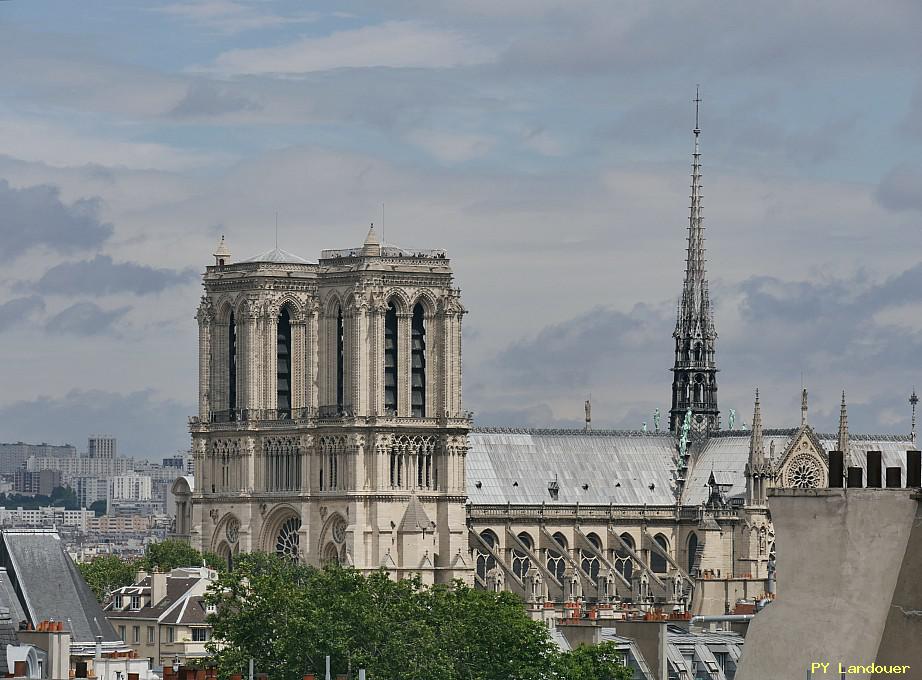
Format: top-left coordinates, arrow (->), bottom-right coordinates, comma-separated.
694,85 -> 701,136
909,387 -> 919,442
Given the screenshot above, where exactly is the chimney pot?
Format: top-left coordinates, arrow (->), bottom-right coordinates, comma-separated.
886,466 -> 902,488
866,451 -> 882,488
907,450 -> 921,488
847,466 -> 863,488
828,451 -> 844,488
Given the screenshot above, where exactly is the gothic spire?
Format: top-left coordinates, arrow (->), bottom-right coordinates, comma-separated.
801,387 -> 808,426
675,85 -> 714,341
750,389 -> 764,466
837,390 -> 849,456
670,87 -> 719,433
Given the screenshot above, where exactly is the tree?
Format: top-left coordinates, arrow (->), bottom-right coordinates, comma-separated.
89,499 -> 107,517
140,539 -> 223,572
51,485 -> 79,509
557,641 -> 633,680
78,555 -> 137,601
204,553 -> 627,680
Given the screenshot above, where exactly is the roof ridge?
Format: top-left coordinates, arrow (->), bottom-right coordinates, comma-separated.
471,427 -> 673,437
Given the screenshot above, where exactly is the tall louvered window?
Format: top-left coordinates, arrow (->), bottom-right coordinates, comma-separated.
651,534 -> 669,573
687,532 -> 699,575
277,307 -> 291,417
384,303 -> 398,413
336,307 -> 345,409
411,303 -> 426,417
228,312 -> 237,412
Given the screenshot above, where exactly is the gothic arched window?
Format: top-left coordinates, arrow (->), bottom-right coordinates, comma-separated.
512,532 -> 532,580
228,312 -> 237,412
581,533 -> 601,581
615,533 -> 634,581
651,534 -> 669,573
277,307 -> 292,417
411,303 -> 426,417
276,516 -> 301,560
687,532 -> 699,575
476,530 -> 498,582
384,302 -> 398,413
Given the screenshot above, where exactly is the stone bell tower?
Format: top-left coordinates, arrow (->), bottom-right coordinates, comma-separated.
189,226 -> 472,584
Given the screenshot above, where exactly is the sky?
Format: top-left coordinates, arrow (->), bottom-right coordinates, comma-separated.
2,0 -> 922,458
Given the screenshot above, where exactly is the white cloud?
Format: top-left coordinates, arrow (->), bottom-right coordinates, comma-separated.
202,21 -> 496,76
405,129 -> 495,163
157,0 -> 318,35
0,116 -> 228,171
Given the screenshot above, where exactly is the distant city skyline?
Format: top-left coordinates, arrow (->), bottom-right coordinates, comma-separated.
2,1 -> 922,457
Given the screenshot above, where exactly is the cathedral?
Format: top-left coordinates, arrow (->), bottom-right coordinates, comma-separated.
179,114 -> 916,616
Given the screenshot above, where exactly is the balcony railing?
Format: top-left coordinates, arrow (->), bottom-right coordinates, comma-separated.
208,408 -> 313,423
317,404 -> 355,419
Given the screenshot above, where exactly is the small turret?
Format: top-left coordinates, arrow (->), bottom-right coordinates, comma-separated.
837,391 -> 849,460
213,235 -> 231,267
362,222 -> 381,257
746,388 -> 767,506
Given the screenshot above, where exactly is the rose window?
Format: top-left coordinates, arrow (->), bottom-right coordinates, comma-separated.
331,517 -> 347,544
276,516 -> 301,560
225,518 -> 240,545
788,456 -> 820,488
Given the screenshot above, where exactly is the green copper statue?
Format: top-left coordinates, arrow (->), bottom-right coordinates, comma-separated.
679,408 -> 692,458
728,408 -> 736,430
653,408 -> 661,433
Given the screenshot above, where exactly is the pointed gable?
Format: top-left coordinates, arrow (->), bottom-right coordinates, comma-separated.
778,425 -> 827,488
397,495 -> 433,533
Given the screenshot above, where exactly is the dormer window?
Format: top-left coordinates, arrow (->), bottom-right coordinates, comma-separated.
130,595 -> 141,610
114,595 -> 123,609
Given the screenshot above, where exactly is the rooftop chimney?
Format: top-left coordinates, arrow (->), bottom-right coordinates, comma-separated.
866,451 -> 882,488
907,450 -> 921,488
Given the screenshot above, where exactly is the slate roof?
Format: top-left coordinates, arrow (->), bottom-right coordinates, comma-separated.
106,578 -> 199,621
467,429 -> 677,506
0,531 -> 119,643
160,595 -> 209,626
241,247 -> 314,264
0,608 -> 18,676
0,568 -> 27,626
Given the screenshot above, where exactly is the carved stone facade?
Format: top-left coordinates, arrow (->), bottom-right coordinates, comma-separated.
188,227 -> 471,584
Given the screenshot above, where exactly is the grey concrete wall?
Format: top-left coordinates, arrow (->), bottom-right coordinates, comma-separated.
736,488 -> 920,680
615,621 -> 667,680
873,498 -> 922,676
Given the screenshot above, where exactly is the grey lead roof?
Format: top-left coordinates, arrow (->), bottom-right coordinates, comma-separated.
681,429 -> 916,505
241,247 -> 314,264
0,531 -> 119,643
468,427 -> 917,508
467,430 -> 677,506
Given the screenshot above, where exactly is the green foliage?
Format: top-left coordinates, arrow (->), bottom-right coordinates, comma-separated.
204,553 -> 629,680
78,540 -> 224,602
557,641 -> 633,680
89,499 -> 107,517
139,539 -> 224,572
78,555 -> 137,601
0,485 -> 80,510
